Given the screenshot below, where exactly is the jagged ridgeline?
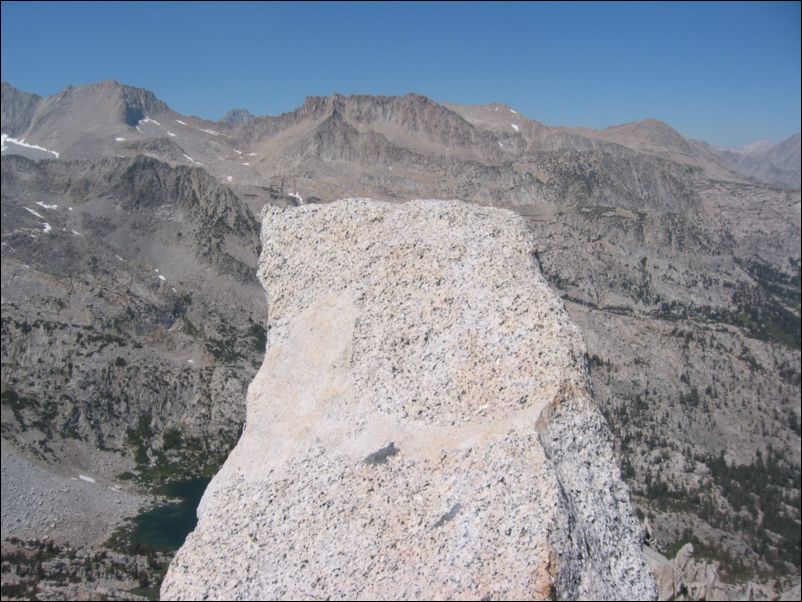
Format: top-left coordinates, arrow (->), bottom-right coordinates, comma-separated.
2,79 -> 800,590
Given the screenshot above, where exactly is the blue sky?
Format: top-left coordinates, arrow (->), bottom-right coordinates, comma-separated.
2,1 -> 799,146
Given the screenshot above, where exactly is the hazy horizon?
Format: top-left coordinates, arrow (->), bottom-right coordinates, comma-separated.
2,1 -> 800,147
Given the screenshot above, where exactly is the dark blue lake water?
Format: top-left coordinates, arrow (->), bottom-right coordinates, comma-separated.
129,478 -> 210,551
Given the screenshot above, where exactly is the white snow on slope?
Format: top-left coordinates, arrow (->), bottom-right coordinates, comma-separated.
511,123 -> 519,132
176,120 -> 187,126
24,207 -> 45,219
167,131 -> 176,137
289,191 -> 304,204
78,475 -> 96,484
233,149 -> 242,155
510,109 -> 518,114
159,275 -> 166,281
241,162 -> 250,166
141,117 -> 161,126
1,133 -> 60,158
198,128 -> 219,136
247,152 -> 257,156
183,154 -> 203,166
41,223 -> 51,233
36,202 -> 58,209
226,175 -> 233,183
115,137 -> 127,142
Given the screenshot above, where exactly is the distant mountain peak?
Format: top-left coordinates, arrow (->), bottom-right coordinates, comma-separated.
604,117 -> 678,135
717,139 -> 773,155
47,80 -> 171,126
219,108 -> 255,126
599,118 -> 696,156
712,133 -> 801,189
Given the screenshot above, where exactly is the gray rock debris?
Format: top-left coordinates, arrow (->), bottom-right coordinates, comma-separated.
161,199 -> 656,600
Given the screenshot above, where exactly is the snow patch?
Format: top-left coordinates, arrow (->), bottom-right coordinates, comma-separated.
183,154 -> 203,166
78,475 -> 96,484
159,275 -> 166,281
241,162 -> 250,166
115,137 -> 127,142
498,141 -> 503,148
226,175 -> 233,183
510,109 -> 518,114
141,117 -> 161,126
24,207 -> 45,219
233,149 -> 242,155
247,152 -> 257,156
188,359 -> 194,364
36,202 -> 58,209
289,191 -> 304,204
198,128 -> 219,136
135,126 -> 144,134
1,133 -> 60,157
176,119 -> 187,126
72,230 -> 82,236
167,131 -> 176,137
511,123 -> 519,132
42,223 -> 51,233
115,255 -> 123,261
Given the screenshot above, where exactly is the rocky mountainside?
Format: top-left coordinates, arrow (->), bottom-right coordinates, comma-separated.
162,199 -> 656,601
710,133 -> 801,190
1,153 -> 266,565
586,118 -> 738,181
1,81 -> 42,137
2,80 -> 800,596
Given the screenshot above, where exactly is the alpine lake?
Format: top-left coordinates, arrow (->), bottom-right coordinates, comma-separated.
129,478 -> 211,551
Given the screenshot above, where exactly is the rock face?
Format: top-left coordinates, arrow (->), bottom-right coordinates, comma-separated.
161,199 -> 656,600
1,154 -> 264,477
645,543 -> 725,601
641,542 -> 796,602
